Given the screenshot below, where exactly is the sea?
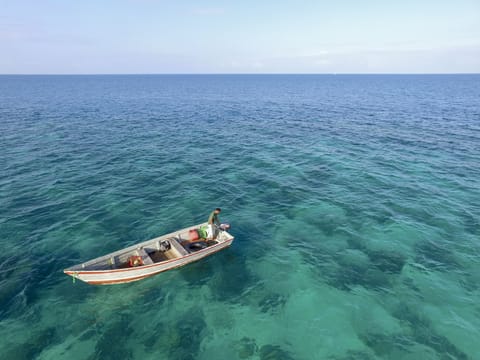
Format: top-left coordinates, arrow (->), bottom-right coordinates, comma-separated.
0,74 -> 479,360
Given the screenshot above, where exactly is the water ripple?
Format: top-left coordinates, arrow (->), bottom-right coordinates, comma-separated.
1,75 -> 479,359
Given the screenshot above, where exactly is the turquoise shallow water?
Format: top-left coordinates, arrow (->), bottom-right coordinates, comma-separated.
1,75 -> 479,359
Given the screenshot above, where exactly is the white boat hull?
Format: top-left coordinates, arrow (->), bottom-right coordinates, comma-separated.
64,223 -> 234,285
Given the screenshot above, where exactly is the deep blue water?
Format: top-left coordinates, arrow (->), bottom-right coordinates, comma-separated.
1,75 -> 479,359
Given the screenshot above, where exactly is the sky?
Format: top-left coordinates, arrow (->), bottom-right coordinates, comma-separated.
1,0 -> 479,74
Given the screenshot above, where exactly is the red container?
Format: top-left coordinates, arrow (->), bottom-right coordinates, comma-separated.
189,229 -> 199,241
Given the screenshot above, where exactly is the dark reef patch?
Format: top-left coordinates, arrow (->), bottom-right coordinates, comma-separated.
365,250 -> 406,274
209,253 -> 257,303
324,248 -> 395,292
460,209 -> 479,235
180,257 -> 216,287
89,314 -> 134,360
3,327 -> 59,360
258,293 -> 287,314
235,337 -> 258,359
414,240 -> 460,271
411,324 -> 468,360
327,349 -> 375,360
142,321 -> 165,352
327,266 -> 391,292
234,223 -> 271,261
345,236 -> 367,252
152,308 -> 207,360
294,229 -> 407,292
402,278 -> 422,294
358,332 -> 414,358
259,344 -> 295,360
140,283 -> 166,305
0,253 -> 36,319
389,303 -> 468,359
78,328 -> 96,342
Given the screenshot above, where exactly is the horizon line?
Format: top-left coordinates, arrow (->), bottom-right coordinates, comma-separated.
1,72 -> 479,76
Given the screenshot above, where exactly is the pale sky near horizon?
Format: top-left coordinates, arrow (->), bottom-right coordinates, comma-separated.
1,0 -> 479,74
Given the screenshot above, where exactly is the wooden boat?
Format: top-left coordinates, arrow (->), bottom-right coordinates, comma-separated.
63,223 -> 234,285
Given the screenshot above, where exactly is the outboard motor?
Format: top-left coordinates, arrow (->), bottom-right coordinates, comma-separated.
219,223 -> 231,231
159,240 -> 171,252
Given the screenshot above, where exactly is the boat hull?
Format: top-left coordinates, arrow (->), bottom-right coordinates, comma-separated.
64,232 -> 233,285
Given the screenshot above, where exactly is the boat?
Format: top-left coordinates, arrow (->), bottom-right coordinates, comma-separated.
63,223 -> 234,285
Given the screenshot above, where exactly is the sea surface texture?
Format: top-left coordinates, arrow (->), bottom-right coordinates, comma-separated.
1,75 -> 479,360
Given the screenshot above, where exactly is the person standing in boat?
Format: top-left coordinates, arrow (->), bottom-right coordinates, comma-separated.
207,208 -> 221,240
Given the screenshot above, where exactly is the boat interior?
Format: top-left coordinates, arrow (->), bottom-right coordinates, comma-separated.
71,226 -> 228,271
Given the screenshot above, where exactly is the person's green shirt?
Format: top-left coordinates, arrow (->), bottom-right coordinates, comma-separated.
208,211 -> 220,225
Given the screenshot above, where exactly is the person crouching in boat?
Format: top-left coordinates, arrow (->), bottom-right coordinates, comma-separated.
207,208 -> 221,240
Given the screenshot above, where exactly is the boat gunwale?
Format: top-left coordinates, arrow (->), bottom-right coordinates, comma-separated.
64,237 -> 233,275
